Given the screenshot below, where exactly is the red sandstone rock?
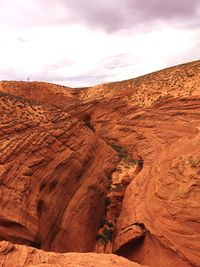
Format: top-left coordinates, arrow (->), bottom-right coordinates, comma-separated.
0,241 -> 148,267
0,61 -> 200,267
91,96 -> 200,266
0,91 -> 119,253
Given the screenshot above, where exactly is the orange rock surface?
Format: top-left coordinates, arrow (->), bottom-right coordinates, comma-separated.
0,60 -> 200,267
0,241 -> 147,267
0,91 -> 119,253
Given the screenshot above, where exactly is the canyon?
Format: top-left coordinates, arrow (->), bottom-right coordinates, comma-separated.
0,60 -> 200,266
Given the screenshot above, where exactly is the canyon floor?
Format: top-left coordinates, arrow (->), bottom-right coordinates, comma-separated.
0,60 -> 200,267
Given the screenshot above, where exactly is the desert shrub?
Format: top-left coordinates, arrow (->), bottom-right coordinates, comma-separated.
96,229 -> 113,243
107,175 -> 112,181
107,221 -> 114,228
111,144 -> 128,159
99,218 -> 106,228
189,159 -> 200,168
103,228 -> 113,241
104,197 -> 111,206
95,234 -> 103,241
95,234 -> 108,243
111,144 -> 123,153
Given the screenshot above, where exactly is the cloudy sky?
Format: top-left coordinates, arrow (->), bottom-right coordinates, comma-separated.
0,0 -> 200,87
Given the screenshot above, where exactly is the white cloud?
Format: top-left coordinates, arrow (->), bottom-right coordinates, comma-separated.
0,1 -> 199,87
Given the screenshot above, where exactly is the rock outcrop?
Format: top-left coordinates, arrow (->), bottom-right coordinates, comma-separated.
0,91 -> 119,253
0,241 -> 147,267
109,97 -> 200,267
0,60 -> 200,267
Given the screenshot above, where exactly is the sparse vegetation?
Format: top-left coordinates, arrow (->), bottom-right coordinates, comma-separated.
189,159 -> 200,168
96,174 -> 115,244
107,221 -> 114,228
95,228 -> 113,243
104,197 -> 111,206
99,218 -> 106,228
111,144 -> 128,159
103,228 -> 113,241
95,234 -> 104,241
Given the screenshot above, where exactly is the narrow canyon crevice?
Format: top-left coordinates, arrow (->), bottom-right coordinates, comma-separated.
94,144 -> 144,254
1,61 -> 200,267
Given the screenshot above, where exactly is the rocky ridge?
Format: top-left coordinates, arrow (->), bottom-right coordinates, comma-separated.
0,241 -> 148,267
0,60 -> 200,267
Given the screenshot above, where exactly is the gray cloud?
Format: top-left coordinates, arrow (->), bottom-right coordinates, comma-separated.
130,0 -> 199,19
42,0 -> 200,32
1,0 -> 200,32
66,0 -> 200,31
98,53 -> 132,70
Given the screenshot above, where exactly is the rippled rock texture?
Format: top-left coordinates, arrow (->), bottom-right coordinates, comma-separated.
0,91 -> 119,253
0,60 -> 200,267
0,241 -> 147,267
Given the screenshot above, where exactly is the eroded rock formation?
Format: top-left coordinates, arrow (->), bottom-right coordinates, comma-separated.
0,241 -> 147,267
0,60 -> 200,266
0,91 -> 119,253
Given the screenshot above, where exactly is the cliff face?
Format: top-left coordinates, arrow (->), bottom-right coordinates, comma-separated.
86,96 -> 200,266
0,91 -> 119,253
105,97 -> 200,267
0,60 -> 200,267
0,241 -> 148,267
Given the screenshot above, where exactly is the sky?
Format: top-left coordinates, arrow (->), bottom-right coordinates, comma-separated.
0,0 -> 200,87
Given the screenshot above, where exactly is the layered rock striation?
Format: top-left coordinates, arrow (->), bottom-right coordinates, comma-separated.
0,60 -> 200,266
0,91 -> 119,253
0,241 -> 148,267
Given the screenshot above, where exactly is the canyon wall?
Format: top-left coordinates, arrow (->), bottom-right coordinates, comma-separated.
0,61 -> 200,266
0,91 -> 119,253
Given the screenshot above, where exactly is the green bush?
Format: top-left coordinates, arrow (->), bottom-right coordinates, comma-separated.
99,218 -> 106,228
96,229 -> 113,243
95,234 -> 104,241
189,159 -> 200,168
104,197 -> 111,206
111,144 -> 123,153
107,221 -> 114,228
103,229 -> 113,241
111,144 -> 128,159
